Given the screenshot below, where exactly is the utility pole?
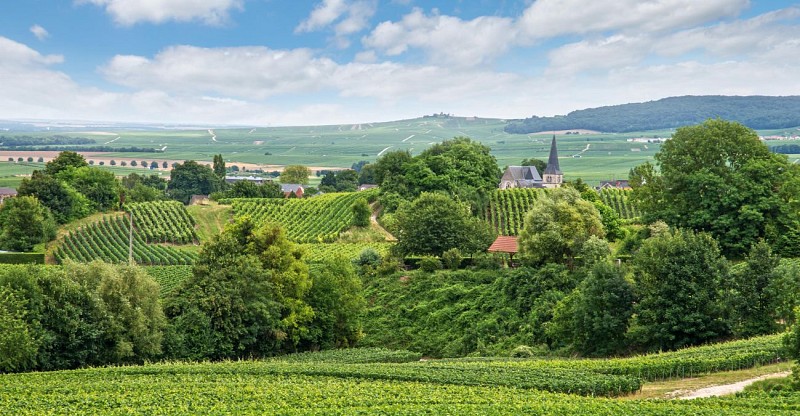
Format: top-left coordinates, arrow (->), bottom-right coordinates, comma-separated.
128,210 -> 134,265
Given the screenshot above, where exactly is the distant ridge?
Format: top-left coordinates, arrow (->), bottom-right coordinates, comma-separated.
505,95 -> 800,134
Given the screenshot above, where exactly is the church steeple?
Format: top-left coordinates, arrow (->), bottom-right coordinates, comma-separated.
542,134 -> 563,187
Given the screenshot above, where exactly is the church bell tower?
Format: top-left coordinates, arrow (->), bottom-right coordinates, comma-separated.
542,135 -> 563,188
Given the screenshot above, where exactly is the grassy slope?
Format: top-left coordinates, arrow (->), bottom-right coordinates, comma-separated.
186,202 -> 232,242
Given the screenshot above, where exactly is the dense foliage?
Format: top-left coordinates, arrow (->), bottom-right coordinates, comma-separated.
0,196 -> 57,251
518,187 -> 605,267
372,137 -> 501,210
0,262 -> 165,372
167,160 -> 219,204
505,95 -> 800,133
393,192 -> 495,257
630,119 -> 800,257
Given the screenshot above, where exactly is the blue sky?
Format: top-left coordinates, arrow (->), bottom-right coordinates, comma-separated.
0,0 -> 798,125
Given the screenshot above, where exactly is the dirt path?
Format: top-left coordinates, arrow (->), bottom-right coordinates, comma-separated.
676,371 -> 790,399
369,203 -> 396,242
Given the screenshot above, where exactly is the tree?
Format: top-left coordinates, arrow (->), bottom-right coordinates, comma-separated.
730,241 -> 781,337
212,154 -> 226,179
518,187 -> 605,268
0,196 -> 57,251
335,169 -> 359,192
630,119 -> 800,257
65,261 -> 166,364
548,262 -> 634,356
351,197 -> 370,227
280,165 -> 310,185
521,158 -> 547,174
358,163 -> 377,185
149,161 -> 159,169
44,151 -> 87,176
162,161 -> 168,169
394,192 -> 495,257
164,218 -> 313,359
167,161 -> 220,204
17,171 -> 91,223
70,167 -> 121,212
630,229 -> 730,351
130,160 -> 138,167
303,256 -> 365,349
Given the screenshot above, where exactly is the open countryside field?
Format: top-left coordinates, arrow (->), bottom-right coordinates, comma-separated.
4,117 -> 800,184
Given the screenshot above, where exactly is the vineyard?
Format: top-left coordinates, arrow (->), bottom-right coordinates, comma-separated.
599,188 -> 641,220
144,265 -> 193,297
230,191 -> 377,243
299,242 -> 393,264
483,188 -> 545,236
125,201 -> 199,244
0,337 -> 795,415
53,215 -> 197,266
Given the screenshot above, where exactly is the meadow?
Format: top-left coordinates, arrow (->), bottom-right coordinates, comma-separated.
3,117 -> 799,184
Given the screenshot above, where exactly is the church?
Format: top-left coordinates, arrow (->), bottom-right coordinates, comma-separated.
498,135 -> 563,189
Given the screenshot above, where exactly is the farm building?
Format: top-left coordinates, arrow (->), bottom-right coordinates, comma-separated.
0,187 -> 17,204
597,180 -> 631,190
225,175 -> 267,185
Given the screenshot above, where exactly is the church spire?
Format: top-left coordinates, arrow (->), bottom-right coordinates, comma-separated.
543,134 -> 561,175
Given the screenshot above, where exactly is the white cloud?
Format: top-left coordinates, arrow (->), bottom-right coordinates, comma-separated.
77,0 -> 243,25
363,8 -> 516,66
29,25 -> 49,41
518,0 -> 748,40
296,0 -> 377,42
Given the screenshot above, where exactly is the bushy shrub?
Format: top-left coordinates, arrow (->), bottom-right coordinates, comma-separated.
442,248 -> 462,270
418,256 -> 442,272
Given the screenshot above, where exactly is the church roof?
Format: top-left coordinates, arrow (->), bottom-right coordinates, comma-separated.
543,135 -> 562,175
504,166 -> 542,182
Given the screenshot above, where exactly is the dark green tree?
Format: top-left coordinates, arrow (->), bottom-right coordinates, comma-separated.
44,151 -> 87,176
335,169 -> 359,192
548,262 -> 634,356
70,167 -> 121,212
630,119 -> 800,257
351,197 -> 370,227
358,163 -> 377,185
17,171 -> 90,223
394,192 -> 495,257
167,161 -> 220,204
521,158 -> 547,174
0,196 -> 57,251
303,256 -> 365,349
630,229 -> 730,351
212,154 -> 226,179
164,218 -> 313,359
730,241 -> 781,337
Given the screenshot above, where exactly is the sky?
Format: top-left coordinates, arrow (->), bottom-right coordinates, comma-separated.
0,0 -> 798,126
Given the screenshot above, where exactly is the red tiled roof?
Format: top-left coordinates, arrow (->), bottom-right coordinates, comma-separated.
488,236 -> 518,254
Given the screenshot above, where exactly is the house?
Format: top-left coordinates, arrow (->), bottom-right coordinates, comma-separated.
498,135 -> 563,189
598,180 -> 631,190
0,188 -> 17,204
358,184 -> 379,191
281,184 -> 304,198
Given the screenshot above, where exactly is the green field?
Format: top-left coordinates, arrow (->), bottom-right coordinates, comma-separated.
0,337 -> 792,415
4,118 -> 799,185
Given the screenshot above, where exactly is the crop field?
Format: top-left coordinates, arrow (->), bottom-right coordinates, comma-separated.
299,242 -> 393,264
144,265 -> 193,297
0,337 -> 791,415
599,188 -> 640,219
230,191 -> 377,243
3,120 -> 800,185
54,201 -> 200,265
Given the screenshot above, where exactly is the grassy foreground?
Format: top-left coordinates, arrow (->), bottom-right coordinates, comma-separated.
0,336 -> 795,415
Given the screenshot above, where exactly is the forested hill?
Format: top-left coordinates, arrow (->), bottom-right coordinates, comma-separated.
504,95 -> 800,133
